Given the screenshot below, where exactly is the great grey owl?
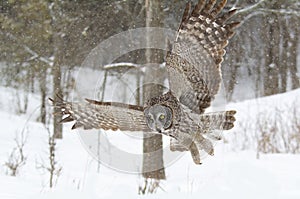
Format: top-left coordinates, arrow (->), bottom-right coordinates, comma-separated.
50,0 -> 239,164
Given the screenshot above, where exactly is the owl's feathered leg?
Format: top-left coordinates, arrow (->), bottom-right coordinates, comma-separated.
194,133 -> 214,156
189,141 -> 201,164
182,134 -> 214,164
170,138 -> 202,164
170,134 -> 213,164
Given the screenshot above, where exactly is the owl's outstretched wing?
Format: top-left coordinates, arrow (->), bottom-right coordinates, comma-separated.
166,0 -> 239,114
49,97 -> 151,132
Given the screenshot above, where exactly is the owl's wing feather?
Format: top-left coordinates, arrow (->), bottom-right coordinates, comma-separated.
166,0 -> 239,114
49,98 -> 151,132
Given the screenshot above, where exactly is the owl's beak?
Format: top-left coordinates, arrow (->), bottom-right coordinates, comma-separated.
155,126 -> 163,134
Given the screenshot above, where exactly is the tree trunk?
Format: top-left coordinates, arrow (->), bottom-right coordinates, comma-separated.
289,16 -> 299,90
263,13 -> 280,96
40,64 -> 47,124
52,40 -> 63,139
225,39 -> 240,101
50,0 -> 64,139
142,0 -> 166,183
280,19 -> 289,93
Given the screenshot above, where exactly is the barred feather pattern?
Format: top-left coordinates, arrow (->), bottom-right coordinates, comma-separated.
166,0 -> 239,114
199,110 -> 236,132
49,98 -> 151,132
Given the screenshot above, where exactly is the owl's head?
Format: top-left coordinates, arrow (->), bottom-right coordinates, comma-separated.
144,104 -> 173,133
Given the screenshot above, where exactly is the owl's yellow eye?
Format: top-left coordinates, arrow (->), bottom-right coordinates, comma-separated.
159,114 -> 165,120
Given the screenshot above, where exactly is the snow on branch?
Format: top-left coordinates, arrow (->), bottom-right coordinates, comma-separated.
103,62 -> 146,75
103,62 -> 141,70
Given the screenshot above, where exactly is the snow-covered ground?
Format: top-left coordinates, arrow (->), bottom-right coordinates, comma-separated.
0,86 -> 300,199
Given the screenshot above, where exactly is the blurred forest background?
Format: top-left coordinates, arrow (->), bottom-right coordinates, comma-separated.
0,0 -> 300,192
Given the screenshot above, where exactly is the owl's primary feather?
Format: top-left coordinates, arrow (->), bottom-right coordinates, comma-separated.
166,0 -> 239,114
50,97 -> 151,132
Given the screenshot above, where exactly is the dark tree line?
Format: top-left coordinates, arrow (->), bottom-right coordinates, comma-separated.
223,0 -> 299,100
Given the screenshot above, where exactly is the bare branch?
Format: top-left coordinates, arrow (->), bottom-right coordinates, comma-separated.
4,129 -> 28,176
236,0 -> 300,24
235,0 -> 268,15
36,125 -> 62,188
256,8 -> 300,16
0,31 -> 53,66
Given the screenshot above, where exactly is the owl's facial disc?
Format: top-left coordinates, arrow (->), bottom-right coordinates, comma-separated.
144,104 -> 172,133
